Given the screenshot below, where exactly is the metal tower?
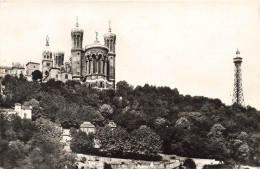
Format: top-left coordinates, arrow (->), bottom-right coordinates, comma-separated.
232,49 -> 244,106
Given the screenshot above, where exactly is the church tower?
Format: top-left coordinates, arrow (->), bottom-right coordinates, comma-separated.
104,21 -> 116,88
42,36 -> 53,78
71,17 -> 84,79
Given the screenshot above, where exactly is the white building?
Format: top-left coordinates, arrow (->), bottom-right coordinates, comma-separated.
14,103 -> 32,119
80,121 -> 95,134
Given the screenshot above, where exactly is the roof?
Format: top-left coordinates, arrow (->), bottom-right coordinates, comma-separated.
0,108 -> 16,113
104,32 -> 116,37
80,121 -> 95,128
53,51 -> 65,55
0,66 -> 12,69
71,27 -> 84,33
15,103 -> 21,106
26,62 -> 40,66
106,121 -> 117,128
21,105 -> 32,110
85,42 -> 108,51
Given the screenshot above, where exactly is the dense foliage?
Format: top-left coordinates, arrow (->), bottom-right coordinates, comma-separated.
1,75 -> 260,166
0,114 -> 76,169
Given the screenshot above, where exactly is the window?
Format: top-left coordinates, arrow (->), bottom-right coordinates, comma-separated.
46,63 -> 50,66
65,74 -> 68,79
33,66 -> 35,68
45,71 -> 49,76
24,113 -> 27,119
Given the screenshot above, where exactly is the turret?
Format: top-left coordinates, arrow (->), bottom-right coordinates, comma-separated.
53,51 -> 65,68
71,17 -> 84,78
42,36 -> 53,77
104,21 -> 116,88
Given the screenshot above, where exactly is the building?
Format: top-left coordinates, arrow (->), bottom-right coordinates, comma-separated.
0,62 -> 25,79
80,121 -> 95,134
0,19 -> 116,90
14,103 -> 32,119
41,19 -> 116,89
25,62 -> 40,81
0,103 -> 32,120
106,121 -> 117,129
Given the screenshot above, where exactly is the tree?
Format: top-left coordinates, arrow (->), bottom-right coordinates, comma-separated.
99,104 -> 113,118
207,124 -> 230,161
175,117 -> 190,129
94,127 -> 131,155
130,125 -> 162,156
70,130 -> 95,154
183,158 -> 197,169
32,70 -> 43,81
114,110 -> 147,131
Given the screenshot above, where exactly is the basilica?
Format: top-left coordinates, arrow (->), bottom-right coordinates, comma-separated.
37,19 -> 116,89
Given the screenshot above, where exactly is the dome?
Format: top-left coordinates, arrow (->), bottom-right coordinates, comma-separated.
71,27 -> 84,33
85,42 -> 108,50
13,62 -> 23,68
104,32 -> 116,38
53,51 -> 65,55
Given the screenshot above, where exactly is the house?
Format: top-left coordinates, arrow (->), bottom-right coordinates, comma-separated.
14,103 -> 32,119
80,121 -> 95,134
106,121 -> 117,129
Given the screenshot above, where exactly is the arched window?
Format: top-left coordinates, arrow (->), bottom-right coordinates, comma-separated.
45,71 -> 49,76
65,74 -> 68,79
89,60 -> 92,74
47,55 -> 49,59
50,55 -> 52,59
98,54 -> 102,74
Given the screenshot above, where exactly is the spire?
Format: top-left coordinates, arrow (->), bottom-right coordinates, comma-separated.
76,16 -> 79,27
46,35 -> 49,46
108,20 -> 111,32
236,48 -> 240,55
94,31 -> 99,43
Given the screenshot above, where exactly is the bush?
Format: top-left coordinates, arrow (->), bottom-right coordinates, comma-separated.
202,164 -> 232,169
183,158 -> 196,169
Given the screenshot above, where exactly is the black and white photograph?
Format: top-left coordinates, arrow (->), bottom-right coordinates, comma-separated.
0,1 -> 260,169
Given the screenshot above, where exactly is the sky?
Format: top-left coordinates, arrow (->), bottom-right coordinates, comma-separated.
0,1 -> 260,110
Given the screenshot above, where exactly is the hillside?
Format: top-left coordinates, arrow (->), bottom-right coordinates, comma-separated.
0,74 -> 260,167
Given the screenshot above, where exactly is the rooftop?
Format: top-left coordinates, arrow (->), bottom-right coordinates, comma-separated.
26,62 -> 40,66
80,121 -> 95,128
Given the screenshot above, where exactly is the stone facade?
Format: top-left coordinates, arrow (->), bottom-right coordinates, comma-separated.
0,63 -> 25,78
0,20 -> 116,90
40,20 -> 116,89
26,62 -> 40,76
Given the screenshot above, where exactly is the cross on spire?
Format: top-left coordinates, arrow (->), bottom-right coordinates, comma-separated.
76,16 -> 79,27
108,20 -> 112,32
46,35 -> 49,46
95,31 -> 99,43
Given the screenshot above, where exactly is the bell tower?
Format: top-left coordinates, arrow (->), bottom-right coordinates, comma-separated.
71,16 -> 84,79
104,21 -> 116,88
42,36 -> 53,78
